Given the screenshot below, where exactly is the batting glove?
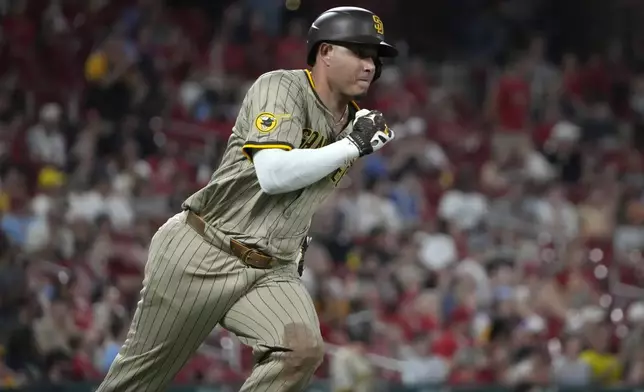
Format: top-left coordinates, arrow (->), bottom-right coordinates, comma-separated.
346,109 -> 395,157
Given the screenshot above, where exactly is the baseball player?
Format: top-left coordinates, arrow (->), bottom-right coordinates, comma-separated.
96,6 -> 397,392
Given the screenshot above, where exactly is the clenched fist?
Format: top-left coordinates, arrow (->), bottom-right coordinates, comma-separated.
346,109 -> 395,157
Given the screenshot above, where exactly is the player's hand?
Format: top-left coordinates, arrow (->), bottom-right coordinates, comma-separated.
346,109 -> 395,157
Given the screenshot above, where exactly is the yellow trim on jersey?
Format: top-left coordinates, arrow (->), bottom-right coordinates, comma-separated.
241,143 -> 294,162
304,68 -> 315,86
304,69 -> 360,111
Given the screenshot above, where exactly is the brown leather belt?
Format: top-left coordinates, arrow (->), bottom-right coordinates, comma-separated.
185,210 -> 273,269
229,238 -> 273,269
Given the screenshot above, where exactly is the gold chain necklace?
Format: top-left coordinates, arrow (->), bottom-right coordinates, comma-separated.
333,106 -> 348,127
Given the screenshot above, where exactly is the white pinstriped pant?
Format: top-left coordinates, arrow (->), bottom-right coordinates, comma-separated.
96,211 -> 324,392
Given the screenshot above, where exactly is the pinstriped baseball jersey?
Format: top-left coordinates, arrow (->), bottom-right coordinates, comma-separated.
182,69 -> 359,261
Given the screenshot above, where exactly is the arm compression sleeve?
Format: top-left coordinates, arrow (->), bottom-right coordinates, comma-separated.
252,138 -> 359,194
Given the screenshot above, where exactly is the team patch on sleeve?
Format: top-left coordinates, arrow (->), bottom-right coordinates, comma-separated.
254,112 -> 291,133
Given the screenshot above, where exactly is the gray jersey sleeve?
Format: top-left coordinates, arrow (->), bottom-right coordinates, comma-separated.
241,72 -> 306,162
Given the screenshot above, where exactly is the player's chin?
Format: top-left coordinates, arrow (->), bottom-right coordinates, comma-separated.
351,81 -> 371,97
356,79 -> 371,90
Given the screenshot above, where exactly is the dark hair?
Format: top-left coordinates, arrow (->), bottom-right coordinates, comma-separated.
109,317 -> 125,339
454,166 -> 477,191
436,218 -> 449,234
44,350 -> 70,372
513,382 -> 537,392
0,230 -> 10,259
69,336 -> 83,351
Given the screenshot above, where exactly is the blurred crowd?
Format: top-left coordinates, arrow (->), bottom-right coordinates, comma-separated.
2,0 -> 644,390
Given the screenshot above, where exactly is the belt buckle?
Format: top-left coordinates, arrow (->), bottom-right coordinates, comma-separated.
242,248 -> 271,269
241,248 -> 254,264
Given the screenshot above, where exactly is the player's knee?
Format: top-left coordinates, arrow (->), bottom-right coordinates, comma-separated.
282,322 -> 325,372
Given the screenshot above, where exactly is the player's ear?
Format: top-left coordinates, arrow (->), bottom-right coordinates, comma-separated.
319,43 -> 333,66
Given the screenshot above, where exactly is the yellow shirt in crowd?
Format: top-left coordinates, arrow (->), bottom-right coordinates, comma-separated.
0,192 -> 9,213
579,349 -> 622,386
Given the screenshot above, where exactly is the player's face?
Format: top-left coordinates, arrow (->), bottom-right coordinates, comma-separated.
329,44 -> 379,98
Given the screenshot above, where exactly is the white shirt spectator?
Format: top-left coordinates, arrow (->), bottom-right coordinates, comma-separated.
529,59 -> 560,115
398,340 -> 450,385
533,198 -> 579,239
416,231 -> 457,270
112,161 -> 151,196
523,150 -> 555,182
24,217 -> 74,259
24,218 -> 49,253
27,103 -> 67,167
28,124 -> 67,167
31,193 -> 54,217
330,346 -> 374,392
456,258 -> 492,307
438,190 -> 489,230
66,191 -> 134,230
550,120 -> 581,143
400,356 -> 449,386
506,358 -> 535,384
553,356 -> 591,386
342,191 -> 402,236
424,141 -> 450,169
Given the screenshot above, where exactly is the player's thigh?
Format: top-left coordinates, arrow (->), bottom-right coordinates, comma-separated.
221,264 -> 322,360
103,217 -> 251,389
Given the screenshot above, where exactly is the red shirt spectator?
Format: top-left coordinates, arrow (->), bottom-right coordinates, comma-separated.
275,20 -> 308,70
583,54 -> 611,101
204,39 -> 246,76
373,85 -> 416,117
448,367 -> 480,385
69,338 -> 101,381
72,297 -> 94,331
493,71 -> 531,132
432,307 -> 474,359
222,43 -> 247,74
404,59 -> 431,106
275,36 -> 307,70
70,352 -> 101,381
3,6 -> 36,55
428,106 -> 469,146
396,300 -> 438,340
533,121 -> 554,147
